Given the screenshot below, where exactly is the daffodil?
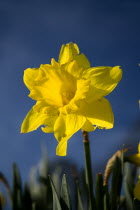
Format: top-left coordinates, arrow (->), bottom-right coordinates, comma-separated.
134,176 -> 140,200
21,43 -> 122,156
127,142 -> 140,166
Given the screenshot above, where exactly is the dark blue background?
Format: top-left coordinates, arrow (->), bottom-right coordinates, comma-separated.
0,0 -> 140,182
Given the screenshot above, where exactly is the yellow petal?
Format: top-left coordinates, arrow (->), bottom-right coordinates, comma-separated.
29,85 -> 64,108
58,43 -> 90,69
21,108 -> 52,133
127,154 -> 140,166
54,114 -> 66,141
58,43 -> 79,65
23,68 -> 40,90
82,66 -> 122,102
41,115 -> 58,133
82,119 -> 96,132
65,60 -> 83,79
74,53 -> 90,69
54,114 -> 86,156
77,98 -> 114,129
29,66 -> 77,107
51,58 -> 60,68
29,84 -> 63,107
138,142 -> 140,153
33,101 -> 49,112
134,179 -> 140,200
60,79 -> 90,114
42,126 -> 54,133
29,86 -> 50,101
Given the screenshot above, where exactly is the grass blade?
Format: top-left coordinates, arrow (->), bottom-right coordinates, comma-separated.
110,157 -> 122,210
12,163 -> 23,210
60,174 -> 71,210
49,175 -> 62,210
95,173 -> 103,210
76,180 -> 84,210
103,185 -> 110,210
124,163 -> 135,210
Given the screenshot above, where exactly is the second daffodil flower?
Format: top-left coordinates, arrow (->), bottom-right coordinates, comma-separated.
21,43 -> 122,156
134,176 -> 140,200
127,142 -> 140,166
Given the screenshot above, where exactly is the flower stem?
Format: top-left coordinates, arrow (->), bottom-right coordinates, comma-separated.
82,130 -> 95,210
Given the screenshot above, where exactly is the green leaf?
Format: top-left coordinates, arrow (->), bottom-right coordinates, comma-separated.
0,199 -> 2,210
76,179 -> 84,210
32,202 -> 37,210
119,196 -> 125,209
22,184 -> 32,210
0,192 -> 5,210
95,173 -> 103,210
0,171 -> 11,201
110,157 -> 122,210
60,174 -> 71,210
12,163 -> 23,210
49,176 -> 62,210
124,163 -> 135,210
103,185 -> 110,210
133,199 -> 140,210
38,176 -> 53,210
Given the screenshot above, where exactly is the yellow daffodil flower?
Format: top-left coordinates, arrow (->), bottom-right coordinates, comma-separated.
21,43 -> 122,156
127,142 -> 140,166
134,176 -> 140,200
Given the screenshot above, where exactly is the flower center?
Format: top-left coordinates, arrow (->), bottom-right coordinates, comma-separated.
35,66 -> 77,108
61,90 -> 76,105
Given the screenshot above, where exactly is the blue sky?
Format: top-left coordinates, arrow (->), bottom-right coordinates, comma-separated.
0,0 -> 140,181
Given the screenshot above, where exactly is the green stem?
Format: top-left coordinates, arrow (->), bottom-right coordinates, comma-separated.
82,131 -> 95,210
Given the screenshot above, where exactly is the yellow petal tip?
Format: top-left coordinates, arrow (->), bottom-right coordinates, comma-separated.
20,127 -> 26,133
110,66 -> 122,82
56,146 -> 67,156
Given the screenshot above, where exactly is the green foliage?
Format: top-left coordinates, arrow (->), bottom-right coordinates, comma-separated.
12,163 -> 22,210
49,176 -> 62,210
124,163 -> 135,210
76,179 -> 84,210
110,157 -> 122,210
0,151 -> 140,209
60,174 -> 71,210
95,173 -> 104,210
